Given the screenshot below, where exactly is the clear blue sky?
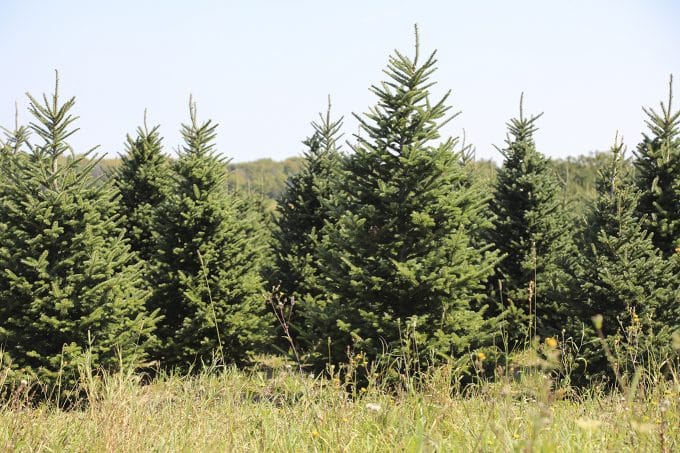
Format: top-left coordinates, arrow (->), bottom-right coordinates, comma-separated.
1,1 -> 679,162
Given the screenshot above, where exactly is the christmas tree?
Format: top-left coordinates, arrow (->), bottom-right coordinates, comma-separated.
270,100 -> 345,361
272,98 -> 343,302
315,28 -> 498,364
113,113 -> 173,265
487,95 -> 574,343
574,137 -> 679,380
634,76 -> 680,256
0,74 -> 157,392
150,97 -> 272,369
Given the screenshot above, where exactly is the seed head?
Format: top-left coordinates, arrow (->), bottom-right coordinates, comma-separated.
366,403 -> 381,412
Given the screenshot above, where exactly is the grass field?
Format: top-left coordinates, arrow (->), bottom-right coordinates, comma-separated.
2,353 -> 678,452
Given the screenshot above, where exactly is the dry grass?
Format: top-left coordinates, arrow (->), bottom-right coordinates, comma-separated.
1,357 -> 678,452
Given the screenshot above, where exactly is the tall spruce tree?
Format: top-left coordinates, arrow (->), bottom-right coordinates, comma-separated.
0,75 -> 157,390
574,137 -> 679,380
315,28 -> 498,364
271,100 -> 343,360
273,99 -> 343,299
150,98 -> 272,369
113,114 -> 173,265
634,75 -> 680,256
487,95 -> 574,342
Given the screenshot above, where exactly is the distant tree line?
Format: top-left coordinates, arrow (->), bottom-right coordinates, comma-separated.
0,30 -> 678,397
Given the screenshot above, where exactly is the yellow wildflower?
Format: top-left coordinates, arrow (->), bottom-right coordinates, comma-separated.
477,352 -> 486,361
592,314 -> 603,330
545,337 -> 558,348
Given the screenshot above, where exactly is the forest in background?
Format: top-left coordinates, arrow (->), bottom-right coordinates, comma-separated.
93,153 -> 602,214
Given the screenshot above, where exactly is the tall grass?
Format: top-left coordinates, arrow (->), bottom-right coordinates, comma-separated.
1,334 -> 678,452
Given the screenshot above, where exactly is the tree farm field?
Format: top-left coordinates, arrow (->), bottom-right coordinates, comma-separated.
2,1 -> 680,451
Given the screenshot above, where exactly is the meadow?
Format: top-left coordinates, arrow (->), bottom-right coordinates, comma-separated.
2,344 -> 679,452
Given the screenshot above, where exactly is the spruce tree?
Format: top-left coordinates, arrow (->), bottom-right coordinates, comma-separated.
272,100 -> 343,299
113,114 -> 173,264
574,138 -> 679,380
270,100 -> 344,360
487,96 -> 574,343
150,98 -> 272,369
1,104 -> 29,158
634,75 -> 680,256
0,75 -> 157,390
315,28 -> 498,364
0,106 -> 30,185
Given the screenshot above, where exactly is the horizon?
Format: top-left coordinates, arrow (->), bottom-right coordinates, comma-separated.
1,1 -> 679,163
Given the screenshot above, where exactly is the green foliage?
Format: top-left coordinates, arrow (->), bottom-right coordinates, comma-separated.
314,29 -> 499,365
0,76 -> 157,390
487,96 -> 575,342
573,138 -> 680,380
270,101 -> 345,362
91,156 -> 121,179
550,151 -> 624,219
149,98 -> 273,369
113,114 -> 173,264
97,156 -> 302,213
0,112 -> 30,200
465,158 -> 497,190
0,106 -> 30,169
634,76 -> 680,256
228,157 -> 304,201
0,34 -> 678,401
272,100 -> 343,303
97,153 -> 619,220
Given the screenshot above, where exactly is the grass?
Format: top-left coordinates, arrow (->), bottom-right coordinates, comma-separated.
1,354 -> 679,452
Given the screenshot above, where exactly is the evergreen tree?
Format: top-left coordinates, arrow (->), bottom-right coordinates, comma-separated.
272,99 -> 343,300
150,98 -> 272,369
0,75 -> 157,390
0,105 -> 30,182
574,137 -> 679,380
634,75 -> 680,256
315,28 -> 498,364
113,113 -> 173,264
270,100 -> 344,361
487,95 -> 574,342
1,104 -> 27,150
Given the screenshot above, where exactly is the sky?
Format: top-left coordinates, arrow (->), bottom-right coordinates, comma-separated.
1,0 -> 679,163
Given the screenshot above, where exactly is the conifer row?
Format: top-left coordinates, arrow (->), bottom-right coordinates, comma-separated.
0,32 -> 678,394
